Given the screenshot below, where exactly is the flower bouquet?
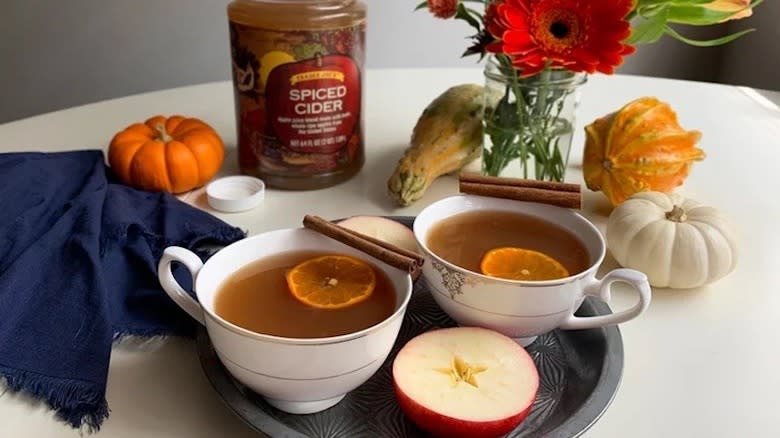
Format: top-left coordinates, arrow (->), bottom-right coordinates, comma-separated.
419,0 -> 761,181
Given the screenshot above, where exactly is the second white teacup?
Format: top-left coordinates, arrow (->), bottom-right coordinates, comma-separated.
413,194 -> 651,346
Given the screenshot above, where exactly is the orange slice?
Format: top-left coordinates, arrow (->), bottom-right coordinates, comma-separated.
286,255 -> 376,309
480,247 -> 569,281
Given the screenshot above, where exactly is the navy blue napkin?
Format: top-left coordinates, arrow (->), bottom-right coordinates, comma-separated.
0,151 -> 246,431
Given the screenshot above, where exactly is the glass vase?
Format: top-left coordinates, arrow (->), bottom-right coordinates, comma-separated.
481,55 -> 587,181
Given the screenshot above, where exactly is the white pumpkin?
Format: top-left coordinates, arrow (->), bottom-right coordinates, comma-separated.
606,191 -> 737,289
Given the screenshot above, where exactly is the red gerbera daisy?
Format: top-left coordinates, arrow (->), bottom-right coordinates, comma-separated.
486,0 -> 636,76
427,0 -> 459,19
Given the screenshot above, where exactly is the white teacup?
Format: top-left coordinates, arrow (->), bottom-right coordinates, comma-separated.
157,228 -> 413,414
413,194 -> 651,346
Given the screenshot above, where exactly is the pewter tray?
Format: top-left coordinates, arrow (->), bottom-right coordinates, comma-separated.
196,217 -> 623,438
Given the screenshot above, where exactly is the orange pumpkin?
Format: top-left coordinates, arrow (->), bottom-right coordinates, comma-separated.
583,97 -> 705,206
108,115 -> 225,193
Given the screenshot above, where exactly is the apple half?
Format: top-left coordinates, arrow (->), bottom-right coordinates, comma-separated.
337,215 -> 421,255
393,327 -> 539,438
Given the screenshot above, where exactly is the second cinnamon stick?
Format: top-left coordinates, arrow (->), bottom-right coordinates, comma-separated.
460,181 -> 582,209
460,173 -> 581,193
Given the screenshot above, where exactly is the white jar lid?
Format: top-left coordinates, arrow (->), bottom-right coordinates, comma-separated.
205,176 -> 265,213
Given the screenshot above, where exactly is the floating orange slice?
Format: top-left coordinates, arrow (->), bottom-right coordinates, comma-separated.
286,255 -> 376,309
480,247 -> 569,281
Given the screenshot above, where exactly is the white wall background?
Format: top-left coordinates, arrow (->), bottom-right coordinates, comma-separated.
1,0 -> 777,123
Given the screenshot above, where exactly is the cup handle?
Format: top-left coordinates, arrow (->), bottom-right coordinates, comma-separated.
157,246 -> 206,326
559,269 -> 651,330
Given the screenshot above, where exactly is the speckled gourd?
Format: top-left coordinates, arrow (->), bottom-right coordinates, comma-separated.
387,84 -> 485,206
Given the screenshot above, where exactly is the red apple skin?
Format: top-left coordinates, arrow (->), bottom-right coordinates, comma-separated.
393,379 -> 534,438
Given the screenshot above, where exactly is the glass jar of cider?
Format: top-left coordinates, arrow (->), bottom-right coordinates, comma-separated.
227,0 -> 366,190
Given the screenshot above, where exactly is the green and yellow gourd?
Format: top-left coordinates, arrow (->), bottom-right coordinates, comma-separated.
388,84 -> 485,207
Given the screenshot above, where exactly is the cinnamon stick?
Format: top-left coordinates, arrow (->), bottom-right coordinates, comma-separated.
460,173 -> 581,193
337,224 -> 425,264
303,215 -> 424,281
459,174 -> 582,209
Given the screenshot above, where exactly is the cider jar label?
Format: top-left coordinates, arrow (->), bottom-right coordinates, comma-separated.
228,21 -> 365,176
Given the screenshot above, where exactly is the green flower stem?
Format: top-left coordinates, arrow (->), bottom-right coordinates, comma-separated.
536,67 -> 551,115
482,56 -> 579,181
507,57 -> 530,179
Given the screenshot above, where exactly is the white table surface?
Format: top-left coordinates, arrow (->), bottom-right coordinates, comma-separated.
1,69 -> 779,438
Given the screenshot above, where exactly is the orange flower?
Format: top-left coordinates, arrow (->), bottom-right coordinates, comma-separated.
704,0 -> 753,22
427,0 -> 459,19
486,0 -> 636,76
